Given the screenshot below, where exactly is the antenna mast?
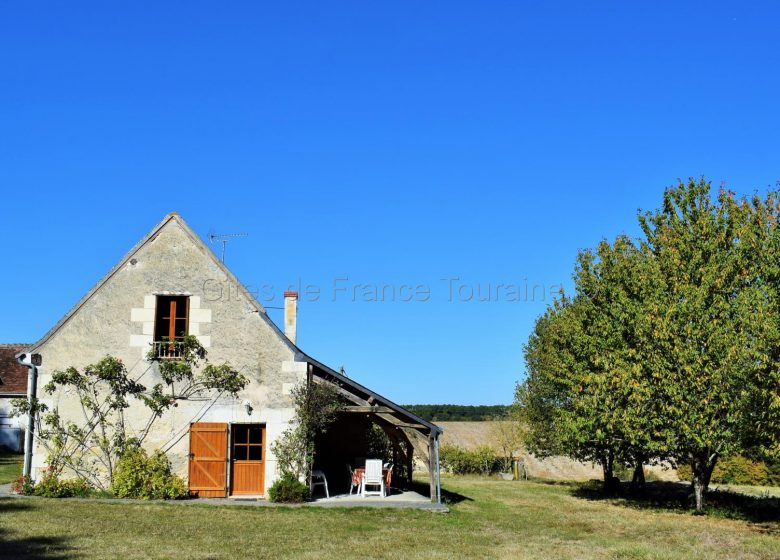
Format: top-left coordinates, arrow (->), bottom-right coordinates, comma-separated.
208,231 -> 248,263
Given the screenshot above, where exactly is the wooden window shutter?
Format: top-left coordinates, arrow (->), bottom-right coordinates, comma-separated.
188,422 -> 228,498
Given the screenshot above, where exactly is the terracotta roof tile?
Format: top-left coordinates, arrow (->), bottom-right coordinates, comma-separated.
0,344 -> 29,395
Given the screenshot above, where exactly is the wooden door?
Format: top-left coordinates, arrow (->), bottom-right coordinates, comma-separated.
231,424 -> 265,495
188,422 -> 228,498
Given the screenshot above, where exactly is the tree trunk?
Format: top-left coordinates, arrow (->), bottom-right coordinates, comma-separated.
692,473 -> 705,513
601,449 -> 618,494
630,461 -> 646,493
691,451 -> 718,514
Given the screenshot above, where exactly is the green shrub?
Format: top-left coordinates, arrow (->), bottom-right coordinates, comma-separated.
112,448 -> 188,500
366,424 -> 394,464
712,456 -> 772,486
267,472 -> 310,503
677,456 -> 774,487
32,471 -> 93,498
613,464 -> 632,481
439,445 -> 501,476
766,456 -> 780,486
676,463 -> 692,482
11,475 -> 35,495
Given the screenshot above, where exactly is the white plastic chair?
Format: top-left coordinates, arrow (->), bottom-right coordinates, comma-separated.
361,459 -> 385,498
311,469 -> 329,498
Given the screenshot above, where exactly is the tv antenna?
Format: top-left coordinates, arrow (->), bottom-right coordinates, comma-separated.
208,231 -> 248,263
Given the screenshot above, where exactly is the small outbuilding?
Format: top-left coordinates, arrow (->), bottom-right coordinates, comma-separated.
0,344 -> 29,452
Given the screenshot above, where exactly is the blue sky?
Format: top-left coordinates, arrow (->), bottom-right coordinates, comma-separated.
1,2 -> 778,404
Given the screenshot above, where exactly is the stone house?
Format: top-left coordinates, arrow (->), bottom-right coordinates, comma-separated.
17,213 -> 442,500
0,344 -> 29,452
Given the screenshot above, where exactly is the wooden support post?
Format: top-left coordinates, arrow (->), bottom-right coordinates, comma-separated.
428,435 -> 436,503
406,439 -> 414,487
392,441 -> 399,485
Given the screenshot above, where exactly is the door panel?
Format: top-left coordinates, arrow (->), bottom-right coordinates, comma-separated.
231,424 -> 265,495
188,422 -> 228,498
232,462 -> 263,494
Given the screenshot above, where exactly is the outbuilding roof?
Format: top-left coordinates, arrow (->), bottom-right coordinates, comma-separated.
0,344 -> 29,396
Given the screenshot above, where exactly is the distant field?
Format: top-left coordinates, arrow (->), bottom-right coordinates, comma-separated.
1,477 -> 777,559
403,404 -> 509,422
437,421 -> 678,482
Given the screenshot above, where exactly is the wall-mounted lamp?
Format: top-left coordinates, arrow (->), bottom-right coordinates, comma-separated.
243,400 -> 254,416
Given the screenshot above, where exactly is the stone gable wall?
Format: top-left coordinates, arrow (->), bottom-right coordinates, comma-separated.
31,219 -> 303,492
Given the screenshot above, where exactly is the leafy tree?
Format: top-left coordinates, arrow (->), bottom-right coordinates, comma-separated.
516,295 -> 580,460
489,409 -> 526,472
575,236 -> 667,492
12,336 -> 246,490
516,177 -> 780,513
519,178 -> 780,512
365,424 -> 394,464
637,179 -> 777,511
271,380 -> 342,482
740,191 -> 780,461
517,295 -> 568,448
518,236 -> 658,492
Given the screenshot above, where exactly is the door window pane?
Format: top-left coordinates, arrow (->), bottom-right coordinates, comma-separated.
231,425 -> 264,462
248,445 -> 262,461
248,425 -> 263,445
234,426 -> 248,444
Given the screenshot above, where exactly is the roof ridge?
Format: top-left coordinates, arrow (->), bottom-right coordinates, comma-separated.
24,214 -> 180,353
24,213 -> 299,357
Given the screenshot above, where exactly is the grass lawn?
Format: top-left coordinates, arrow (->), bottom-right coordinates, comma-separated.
0,448 -> 22,485
1,476 -> 778,559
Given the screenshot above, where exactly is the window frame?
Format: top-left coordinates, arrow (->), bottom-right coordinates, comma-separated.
153,295 -> 190,343
231,424 -> 264,462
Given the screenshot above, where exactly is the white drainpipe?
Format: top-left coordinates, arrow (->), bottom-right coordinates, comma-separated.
16,352 -> 40,479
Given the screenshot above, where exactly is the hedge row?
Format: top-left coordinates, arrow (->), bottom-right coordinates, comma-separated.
438,445 -> 506,475
677,455 -> 780,487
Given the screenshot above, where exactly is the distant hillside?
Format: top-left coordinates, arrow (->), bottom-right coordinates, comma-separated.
403,404 -> 509,422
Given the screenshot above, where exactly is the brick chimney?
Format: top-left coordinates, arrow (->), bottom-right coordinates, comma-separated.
284,291 -> 298,344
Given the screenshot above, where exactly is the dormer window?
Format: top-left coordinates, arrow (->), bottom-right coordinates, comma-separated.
153,295 -> 189,358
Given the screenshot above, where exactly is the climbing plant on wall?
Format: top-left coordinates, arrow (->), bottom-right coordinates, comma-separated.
271,380 -> 343,481
12,335 -> 247,490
